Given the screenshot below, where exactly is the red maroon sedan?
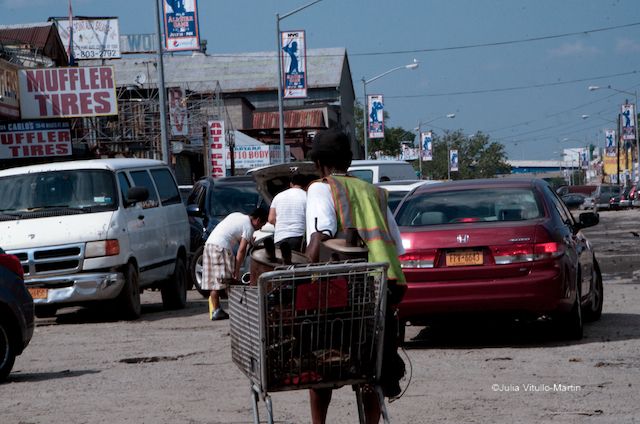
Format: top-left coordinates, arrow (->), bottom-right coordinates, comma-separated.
394,178 -> 603,341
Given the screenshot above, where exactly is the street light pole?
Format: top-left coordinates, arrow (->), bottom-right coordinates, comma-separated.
362,60 -> 418,159
589,85 -> 639,183
276,0 -> 323,164
415,113 -> 455,179
154,0 -> 169,164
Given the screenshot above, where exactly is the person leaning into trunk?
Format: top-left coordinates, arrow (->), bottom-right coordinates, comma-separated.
305,129 -> 407,424
268,173 -> 308,251
202,208 -> 268,320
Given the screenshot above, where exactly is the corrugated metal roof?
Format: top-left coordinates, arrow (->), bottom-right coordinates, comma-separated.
0,22 -> 68,66
85,47 -> 347,93
253,109 -> 326,130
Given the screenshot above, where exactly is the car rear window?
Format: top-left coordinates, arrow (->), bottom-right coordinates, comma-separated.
395,187 -> 543,226
208,185 -> 261,217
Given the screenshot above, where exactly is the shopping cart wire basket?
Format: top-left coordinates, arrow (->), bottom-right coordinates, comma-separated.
229,261 -> 390,424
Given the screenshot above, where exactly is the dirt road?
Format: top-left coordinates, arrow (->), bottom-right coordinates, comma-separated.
1,210 -> 639,423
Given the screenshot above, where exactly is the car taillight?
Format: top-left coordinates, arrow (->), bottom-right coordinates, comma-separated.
85,240 -> 120,258
399,249 -> 437,268
491,242 -> 564,264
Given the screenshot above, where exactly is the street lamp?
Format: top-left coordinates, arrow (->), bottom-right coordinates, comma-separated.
414,113 -> 455,179
588,85 -> 639,182
362,60 -> 419,159
276,0 -> 323,164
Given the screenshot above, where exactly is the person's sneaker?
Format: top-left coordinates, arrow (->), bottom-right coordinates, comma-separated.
211,308 -> 229,321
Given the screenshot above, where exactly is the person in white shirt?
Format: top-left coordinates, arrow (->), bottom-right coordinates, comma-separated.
202,208 -> 268,320
268,174 -> 307,251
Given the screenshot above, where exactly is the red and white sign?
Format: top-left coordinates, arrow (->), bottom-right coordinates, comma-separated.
208,120 -> 226,178
0,120 -> 72,159
18,66 -> 117,119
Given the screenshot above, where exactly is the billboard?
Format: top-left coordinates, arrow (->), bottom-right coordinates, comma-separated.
281,30 -> 307,98
53,17 -> 121,60
18,66 -> 118,119
0,120 -> 71,159
163,0 -> 201,52
0,60 -> 20,119
420,131 -> 433,161
208,120 -> 226,178
367,94 -> 384,139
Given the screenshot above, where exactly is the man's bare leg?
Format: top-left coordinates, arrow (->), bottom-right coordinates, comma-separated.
309,388 -> 332,424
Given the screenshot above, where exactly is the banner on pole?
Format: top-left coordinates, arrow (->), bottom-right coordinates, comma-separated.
449,149 -> 459,172
605,129 -> 616,157
208,120 -> 226,178
281,30 -> 307,98
163,0 -> 200,52
420,131 -> 433,161
169,87 -> 188,136
367,94 -> 384,139
621,103 -> 636,141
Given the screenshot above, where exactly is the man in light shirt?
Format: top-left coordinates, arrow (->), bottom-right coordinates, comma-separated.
268,174 -> 307,251
202,208 -> 268,320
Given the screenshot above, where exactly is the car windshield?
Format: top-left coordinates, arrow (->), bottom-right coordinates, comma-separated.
208,184 -> 260,217
387,191 -> 409,212
395,187 -> 543,226
0,170 -> 117,215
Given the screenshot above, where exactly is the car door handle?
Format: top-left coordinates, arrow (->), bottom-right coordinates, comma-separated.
138,215 -> 144,220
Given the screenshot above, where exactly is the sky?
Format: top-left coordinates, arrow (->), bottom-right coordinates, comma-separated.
1,0 -> 640,161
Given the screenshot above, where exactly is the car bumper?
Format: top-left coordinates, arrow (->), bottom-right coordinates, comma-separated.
26,272 -> 125,305
398,268 -> 573,322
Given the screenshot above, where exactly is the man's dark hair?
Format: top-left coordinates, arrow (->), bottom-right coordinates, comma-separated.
250,207 -> 269,223
291,173 -> 307,187
309,129 -> 352,171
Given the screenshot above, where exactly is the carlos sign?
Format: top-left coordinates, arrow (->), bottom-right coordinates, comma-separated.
0,120 -> 72,159
18,66 -> 118,119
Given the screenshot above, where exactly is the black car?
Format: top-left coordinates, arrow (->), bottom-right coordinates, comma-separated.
0,250 -> 34,381
185,176 -> 267,295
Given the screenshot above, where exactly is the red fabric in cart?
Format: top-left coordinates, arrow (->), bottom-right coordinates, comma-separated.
295,277 -> 348,310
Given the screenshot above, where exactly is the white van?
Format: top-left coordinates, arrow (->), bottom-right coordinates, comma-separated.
0,159 -> 189,320
348,160 -> 417,184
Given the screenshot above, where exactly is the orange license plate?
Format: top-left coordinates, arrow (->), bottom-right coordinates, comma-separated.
28,288 -> 48,299
445,250 -> 483,266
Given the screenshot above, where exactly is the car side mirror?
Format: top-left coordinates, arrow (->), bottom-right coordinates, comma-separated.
126,186 -> 149,204
576,211 -> 599,230
186,204 -> 202,217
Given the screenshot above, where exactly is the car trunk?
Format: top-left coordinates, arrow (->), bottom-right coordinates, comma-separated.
399,220 -> 546,283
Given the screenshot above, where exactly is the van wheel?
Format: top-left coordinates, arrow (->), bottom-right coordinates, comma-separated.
0,319 -> 17,382
162,257 -> 187,310
189,246 -> 209,298
116,263 -> 141,320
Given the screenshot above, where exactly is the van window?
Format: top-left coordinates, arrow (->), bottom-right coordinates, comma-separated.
0,170 -> 117,217
117,172 -> 132,207
151,168 -> 181,206
130,170 -> 159,208
350,169 -> 374,183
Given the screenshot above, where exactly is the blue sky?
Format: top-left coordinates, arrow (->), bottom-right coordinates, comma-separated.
2,0 -> 639,160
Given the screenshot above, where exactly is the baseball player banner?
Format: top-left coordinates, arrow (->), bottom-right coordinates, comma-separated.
605,129 -> 616,157
281,30 -> 307,98
168,87 -> 188,136
449,149 -> 459,172
163,0 -> 200,52
621,103 -> 636,141
420,131 -> 433,161
367,94 -> 384,139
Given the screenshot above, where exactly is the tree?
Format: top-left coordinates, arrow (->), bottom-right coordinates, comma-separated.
422,130 -> 511,180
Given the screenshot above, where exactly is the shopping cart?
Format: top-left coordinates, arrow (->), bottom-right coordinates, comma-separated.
229,260 -> 390,424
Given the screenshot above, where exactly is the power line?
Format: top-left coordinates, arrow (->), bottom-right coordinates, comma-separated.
349,21 -> 640,57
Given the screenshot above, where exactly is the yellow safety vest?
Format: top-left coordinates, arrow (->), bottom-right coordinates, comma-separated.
326,176 -> 406,284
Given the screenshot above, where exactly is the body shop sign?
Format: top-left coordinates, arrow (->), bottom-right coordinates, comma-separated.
18,66 -> 117,119
0,120 -> 71,159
